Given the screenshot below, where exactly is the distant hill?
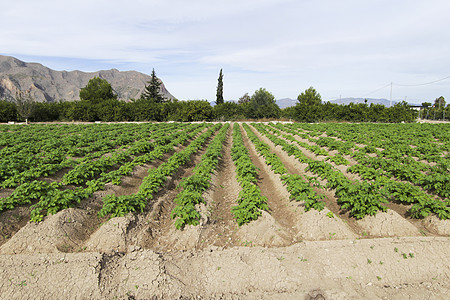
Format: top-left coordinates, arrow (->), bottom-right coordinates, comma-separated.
327,98 -> 400,107
271,98 -> 405,108
274,97 -> 420,108
209,100 -> 234,107
0,55 -> 174,102
208,97 -> 420,109
276,98 -> 297,108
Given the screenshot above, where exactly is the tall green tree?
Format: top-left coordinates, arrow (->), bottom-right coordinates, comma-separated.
79,77 -> 116,104
67,100 -> 97,121
216,69 -> 224,105
249,88 -> 280,119
130,98 -> 164,121
238,92 -> 250,104
15,90 -> 35,124
251,88 -> 276,106
174,100 -> 214,122
31,102 -> 60,122
434,96 -> 445,108
297,86 -> 322,106
0,100 -> 17,122
141,68 -> 165,103
214,102 -> 243,121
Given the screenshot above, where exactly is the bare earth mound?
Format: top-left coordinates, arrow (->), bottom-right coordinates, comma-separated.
236,210 -> 291,247
423,215 -> 450,236
0,208 -> 91,254
356,210 -> 422,237
0,237 -> 449,299
295,208 -> 358,241
85,215 -> 136,253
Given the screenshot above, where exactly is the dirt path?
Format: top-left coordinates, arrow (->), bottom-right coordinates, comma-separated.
193,125 -> 241,248
0,236 -> 448,299
240,124 -> 298,245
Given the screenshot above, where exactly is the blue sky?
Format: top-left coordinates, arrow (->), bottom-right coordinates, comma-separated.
1,0 -> 450,104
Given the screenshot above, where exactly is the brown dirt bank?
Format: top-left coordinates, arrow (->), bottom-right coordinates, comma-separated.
0,237 -> 448,299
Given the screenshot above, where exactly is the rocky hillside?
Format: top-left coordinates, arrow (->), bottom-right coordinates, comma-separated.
0,55 -> 174,102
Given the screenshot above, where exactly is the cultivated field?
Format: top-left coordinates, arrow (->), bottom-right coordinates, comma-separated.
0,122 -> 449,299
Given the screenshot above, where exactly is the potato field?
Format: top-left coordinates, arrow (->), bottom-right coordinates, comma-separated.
0,121 -> 449,299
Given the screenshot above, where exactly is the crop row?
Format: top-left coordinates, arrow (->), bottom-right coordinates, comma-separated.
270,124 -> 351,165
0,123 -> 184,187
254,124 -> 388,219
0,123 -> 209,221
230,123 -> 268,225
262,123 -> 449,220
271,122 -> 450,219
284,122 -> 449,199
62,123 -> 197,186
244,123 -> 325,212
287,122 -> 450,163
98,123 -> 221,218
170,123 -> 230,229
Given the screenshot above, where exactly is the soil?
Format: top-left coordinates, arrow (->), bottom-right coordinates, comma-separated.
0,122 -> 449,299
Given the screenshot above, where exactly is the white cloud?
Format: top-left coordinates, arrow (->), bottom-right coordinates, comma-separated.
1,0 -> 450,102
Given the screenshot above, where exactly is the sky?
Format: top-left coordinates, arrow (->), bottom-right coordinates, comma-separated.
1,0 -> 450,104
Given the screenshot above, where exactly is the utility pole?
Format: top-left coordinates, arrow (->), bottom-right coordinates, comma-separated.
390,82 -> 393,107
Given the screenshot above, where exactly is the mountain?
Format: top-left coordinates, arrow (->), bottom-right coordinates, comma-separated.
0,55 -> 174,102
276,98 -> 297,108
327,97 -> 399,107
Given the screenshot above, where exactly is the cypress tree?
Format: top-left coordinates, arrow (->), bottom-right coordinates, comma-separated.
141,68 -> 165,103
216,69 -> 224,105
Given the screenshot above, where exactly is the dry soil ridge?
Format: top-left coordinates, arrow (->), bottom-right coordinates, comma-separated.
0,237 -> 449,299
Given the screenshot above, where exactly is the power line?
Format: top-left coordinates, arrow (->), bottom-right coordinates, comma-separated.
393,75 -> 450,87
359,83 -> 391,98
358,75 -> 450,99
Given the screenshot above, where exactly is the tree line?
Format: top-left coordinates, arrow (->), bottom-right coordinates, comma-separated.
418,97 -> 448,121
0,69 -> 432,123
